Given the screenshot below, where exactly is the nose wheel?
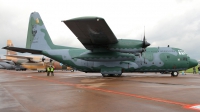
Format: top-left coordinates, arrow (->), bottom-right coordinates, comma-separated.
171,71 -> 179,77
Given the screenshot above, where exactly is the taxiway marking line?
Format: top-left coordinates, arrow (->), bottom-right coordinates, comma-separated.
184,104 -> 200,111
31,76 -> 190,107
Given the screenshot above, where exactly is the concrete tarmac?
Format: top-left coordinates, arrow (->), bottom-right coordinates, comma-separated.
0,70 -> 200,112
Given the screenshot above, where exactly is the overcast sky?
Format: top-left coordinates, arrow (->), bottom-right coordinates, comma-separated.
0,0 -> 199,60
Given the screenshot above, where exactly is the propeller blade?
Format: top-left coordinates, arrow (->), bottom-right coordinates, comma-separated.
42,57 -> 45,62
50,59 -> 53,63
142,35 -> 150,48
142,26 -> 150,48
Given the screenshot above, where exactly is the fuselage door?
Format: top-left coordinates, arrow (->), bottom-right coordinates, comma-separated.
165,55 -> 173,70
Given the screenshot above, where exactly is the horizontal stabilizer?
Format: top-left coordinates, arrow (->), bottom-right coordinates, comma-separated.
2,46 -> 42,54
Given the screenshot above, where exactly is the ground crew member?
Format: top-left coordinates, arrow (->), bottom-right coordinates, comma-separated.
46,65 -> 50,76
198,66 -> 200,75
193,67 -> 196,74
50,66 -> 54,76
182,71 -> 185,75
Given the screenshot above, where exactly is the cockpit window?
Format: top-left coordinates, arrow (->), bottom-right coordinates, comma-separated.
178,50 -> 186,55
183,57 -> 187,61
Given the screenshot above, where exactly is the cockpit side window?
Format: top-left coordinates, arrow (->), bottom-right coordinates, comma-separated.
183,57 -> 187,61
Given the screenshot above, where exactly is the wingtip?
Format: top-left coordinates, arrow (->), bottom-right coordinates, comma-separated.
64,16 -> 104,22
2,46 -> 7,49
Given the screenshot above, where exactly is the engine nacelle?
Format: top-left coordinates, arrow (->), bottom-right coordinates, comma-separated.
109,39 -> 145,53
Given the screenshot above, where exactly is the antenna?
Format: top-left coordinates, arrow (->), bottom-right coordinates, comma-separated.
143,26 -> 146,64
144,26 -> 145,40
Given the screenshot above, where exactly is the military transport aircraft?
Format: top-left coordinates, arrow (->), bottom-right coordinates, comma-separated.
0,59 -> 16,70
0,65 -> 4,69
3,12 -> 198,77
0,41 -> 19,70
4,40 -> 74,72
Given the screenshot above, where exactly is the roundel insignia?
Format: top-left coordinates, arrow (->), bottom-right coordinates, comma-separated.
35,18 -> 39,24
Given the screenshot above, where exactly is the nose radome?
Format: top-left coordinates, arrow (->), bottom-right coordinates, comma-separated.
189,59 -> 198,68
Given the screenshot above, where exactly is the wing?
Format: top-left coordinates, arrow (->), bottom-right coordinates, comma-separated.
2,46 -> 42,54
0,59 -> 11,61
62,17 -> 118,50
4,55 -> 33,60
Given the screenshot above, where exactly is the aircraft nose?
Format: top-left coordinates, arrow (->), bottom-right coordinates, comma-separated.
188,58 -> 198,68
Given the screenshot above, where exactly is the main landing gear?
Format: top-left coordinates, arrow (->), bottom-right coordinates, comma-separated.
171,71 -> 179,77
101,74 -> 122,77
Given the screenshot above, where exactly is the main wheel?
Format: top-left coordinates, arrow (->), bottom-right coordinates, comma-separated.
102,74 -> 110,77
171,71 -> 179,77
112,74 -> 122,77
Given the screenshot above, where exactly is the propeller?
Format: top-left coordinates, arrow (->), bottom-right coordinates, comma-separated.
50,59 -> 53,63
41,57 -> 45,66
142,27 -> 150,49
42,57 -> 45,62
141,27 -> 150,64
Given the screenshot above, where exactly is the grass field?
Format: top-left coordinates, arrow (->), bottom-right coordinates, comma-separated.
185,64 -> 200,73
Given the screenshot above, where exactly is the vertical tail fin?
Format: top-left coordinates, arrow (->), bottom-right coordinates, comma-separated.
26,12 -> 53,50
7,40 -> 17,55
26,12 -> 76,50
